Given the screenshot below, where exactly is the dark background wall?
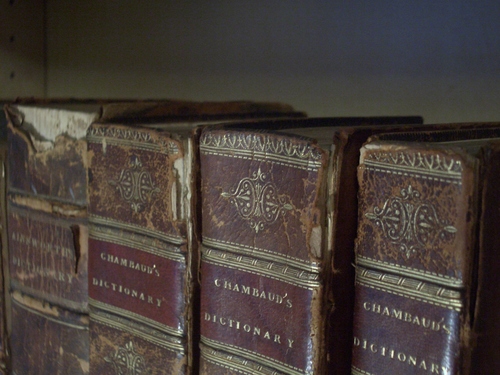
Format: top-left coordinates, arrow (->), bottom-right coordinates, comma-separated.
4,1 -> 500,123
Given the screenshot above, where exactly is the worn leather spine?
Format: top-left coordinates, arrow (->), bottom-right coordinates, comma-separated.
353,142 -> 480,375
5,104 -> 95,375
87,123 -> 198,374
199,128 -> 332,375
10,292 -> 89,375
0,141 -> 9,375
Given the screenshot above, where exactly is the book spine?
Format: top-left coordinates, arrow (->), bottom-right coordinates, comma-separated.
199,129 -> 329,375
7,199 -> 88,311
87,124 -> 195,374
0,143 -> 9,374
6,106 -> 89,205
10,292 -> 89,375
352,144 -> 477,375
6,111 -> 91,374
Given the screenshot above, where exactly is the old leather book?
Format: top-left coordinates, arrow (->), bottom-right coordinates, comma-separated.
86,104 -> 305,375
329,122 -> 500,375
198,116 -> 424,375
5,102 -> 99,375
0,131 -> 9,375
353,127 -> 500,375
4,99 -> 301,374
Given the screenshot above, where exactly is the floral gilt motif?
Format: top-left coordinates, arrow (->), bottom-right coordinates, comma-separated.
104,341 -> 148,375
109,156 -> 161,213
222,168 -> 293,233
365,185 -> 457,258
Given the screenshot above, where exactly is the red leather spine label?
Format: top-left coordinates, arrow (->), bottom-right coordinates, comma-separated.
8,206 -> 88,308
352,283 -> 462,375
88,237 -> 186,330
200,260 -> 315,374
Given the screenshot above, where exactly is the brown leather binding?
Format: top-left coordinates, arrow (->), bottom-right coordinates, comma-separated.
86,102 -> 305,375
87,123 -> 194,374
5,103 -> 96,375
353,128 -> 500,375
200,128 -> 329,375
10,292 -> 89,375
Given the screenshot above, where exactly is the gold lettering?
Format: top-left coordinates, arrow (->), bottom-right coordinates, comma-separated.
203,312 -> 294,349
93,278 -> 162,308
362,339 -> 367,350
353,337 -> 451,374
392,309 -> 402,320
99,253 -> 160,277
11,232 -> 73,259
363,300 -> 450,335
211,278 -> 293,308
11,255 -> 75,284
